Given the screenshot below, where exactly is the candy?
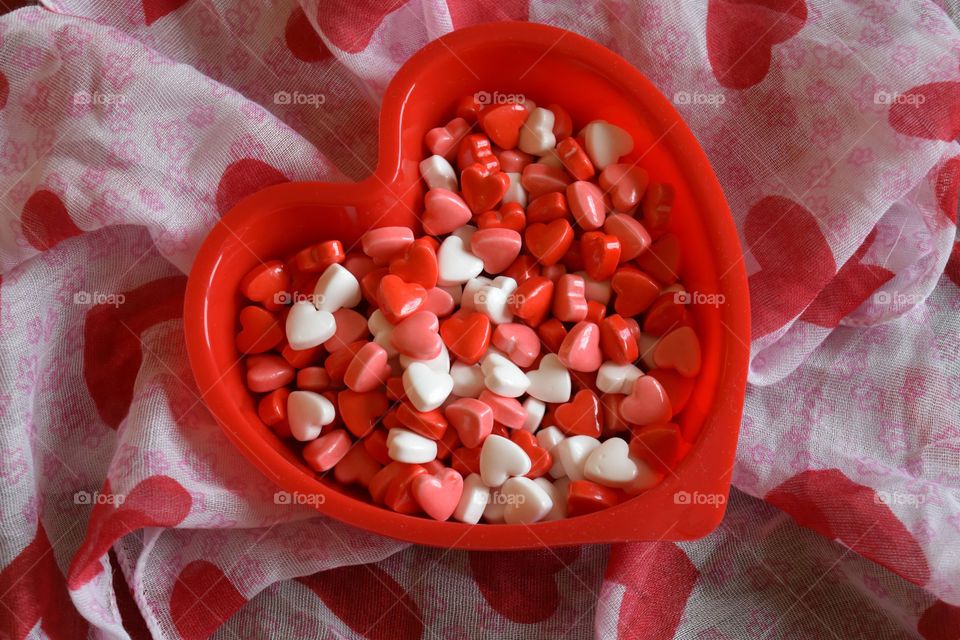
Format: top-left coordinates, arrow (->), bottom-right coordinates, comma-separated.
233,94 -> 707,524
387,428 -> 439,464
479,434 -> 532,487
287,390 -> 336,441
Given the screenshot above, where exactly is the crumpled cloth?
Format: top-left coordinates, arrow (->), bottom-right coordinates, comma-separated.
1,0 -> 959,638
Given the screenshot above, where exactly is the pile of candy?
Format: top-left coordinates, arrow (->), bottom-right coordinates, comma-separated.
236,95 -> 702,524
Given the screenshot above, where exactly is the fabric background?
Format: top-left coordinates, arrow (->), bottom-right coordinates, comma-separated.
1,0 -> 959,638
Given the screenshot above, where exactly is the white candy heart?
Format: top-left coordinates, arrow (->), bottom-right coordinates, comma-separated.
451,224 -> 477,246
399,342 -> 449,372
285,300 -> 336,350
480,352 -> 529,398
483,489 -> 507,523
555,435 -> 601,482
473,276 -> 517,325
387,428 -> 438,464
575,271 -> 613,305
535,477 -> 568,521
502,172 -> 527,207
460,276 -> 492,311
479,434 -> 531,487
367,309 -> 399,358
287,390 -> 335,441
518,107 -> 557,156
597,362 -> 644,395
582,120 -> 633,170
521,397 -> 545,432
502,476 -> 553,524
453,473 -> 490,524
525,354 -> 571,403
419,154 -> 458,191
583,437 -> 638,488
402,362 -> 454,412
312,263 -> 361,312
536,425 -> 568,479
450,361 -> 485,397
437,235 -> 484,286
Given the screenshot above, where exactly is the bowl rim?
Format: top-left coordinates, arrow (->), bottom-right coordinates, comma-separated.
184,21 -> 751,549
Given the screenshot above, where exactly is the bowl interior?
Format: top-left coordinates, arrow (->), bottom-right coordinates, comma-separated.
186,23 -> 749,548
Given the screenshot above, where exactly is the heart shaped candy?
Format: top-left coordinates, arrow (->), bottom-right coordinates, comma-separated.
413,468 -> 464,521
423,188 -> 474,236
599,165 -> 649,212
518,107 -> 557,156
387,428 -> 438,464
452,472 -> 490,524
525,353 -> 571,403
287,390 -> 336,441
557,321 -> 602,372
402,362 -> 454,412
566,180 -> 608,231
313,263 -> 361,312
582,120 -> 633,169
361,227 -> 415,265
524,219 -> 573,267
338,389 -> 389,438
479,434 -> 532,487
419,154 -> 458,191
236,305 -> 283,354
302,429 -> 351,472
344,342 -> 391,393
240,260 -> 290,311
491,323 -> 540,368
470,228 -> 522,274
554,435 -> 601,482
445,398 -> 494,448
390,310 -> 442,360
285,300 -> 336,350
653,326 -> 702,378
478,103 -> 528,149
437,235 -> 484,286
389,238 -> 439,289
582,437 -> 638,488
554,389 -> 603,438
440,312 -> 491,365
619,375 -> 673,425
378,274 -> 427,322
480,352 -> 530,398
501,476 -> 553,524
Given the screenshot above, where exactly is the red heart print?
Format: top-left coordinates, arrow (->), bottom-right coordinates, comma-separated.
313,0 -> 413,54
469,547 -> 580,623
142,0 -> 192,25
216,158 -> 288,216
440,311 -> 491,365
889,82 -> 960,141
554,389 -> 603,437
21,190 -> 82,251
706,0 -> 808,89
285,6 -> 333,62
745,196 -> 836,338
170,561 -> 248,640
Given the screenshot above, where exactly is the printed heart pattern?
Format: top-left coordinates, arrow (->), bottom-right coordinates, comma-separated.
888,81 -> 960,141
745,196 -> 836,338
21,190 -> 83,251
706,0 -> 808,89
764,469 -> 930,585
216,158 -> 288,216
170,561 -> 247,640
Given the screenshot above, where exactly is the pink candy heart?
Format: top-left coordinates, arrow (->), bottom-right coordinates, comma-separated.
413,468 -> 465,521
344,342 -> 391,393
246,354 -> 295,393
422,188 -> 473,236
557,321 -> 602,372
362,227 -> 415,265
470,228 -> 522,274
492,323 -> 540,368
445,398 -> 494,448
390,310 -> 442,360
619,375 -> 672,425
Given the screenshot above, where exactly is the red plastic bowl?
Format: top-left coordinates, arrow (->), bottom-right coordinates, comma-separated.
184,22 -> 750,549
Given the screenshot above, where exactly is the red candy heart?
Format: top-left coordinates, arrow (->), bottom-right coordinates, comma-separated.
647,368 -> 695,417
524,219 -> 574,267
390,238 -> 439,289
458,133 -> 500,173
526,192 -> 570,223
422,287 -> 455,317
470,228 -> 522,274
556,137 -> 595,181
636,232 -> 680,284
236,305 -> 283,354
653,326 -> 702,378
510,276 -> 554,327
245,354 -> 295,393
629,423 -> 690,474
325,308 -> 369,352
599,314 -> 639,364
338,389 -> 389,438
554,389 -> 603,437
566,180 -> 607,230
440,312 -> 491,365
502,254 -> 541,284
476,202 -> 526,233
567,480 -> 620,516
295,239 -> 345,273
397,402 -> 448,440
240,260 -> 290,311
378,274 -> 427,322
580,231 -> 621,282
478,103 -> 528,149
641,182 -> 674,237
643,293 -> 694,336
333,445 -> 382,488
611,267 -> 660,317
461,164 -> 511,214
